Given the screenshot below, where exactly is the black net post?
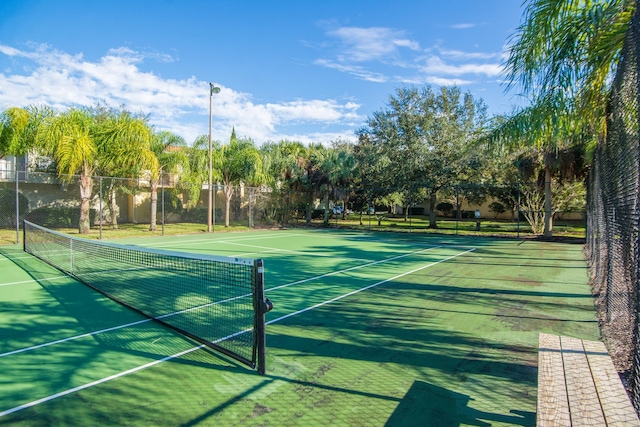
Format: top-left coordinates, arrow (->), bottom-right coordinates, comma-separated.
253,258 -> 271,375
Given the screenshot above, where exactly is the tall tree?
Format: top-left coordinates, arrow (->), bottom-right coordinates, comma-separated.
487,0 -> 634,236
181,134 -> 214,210
148,131 -> 187,231
357,85 -> 487,228
261,140 -> 307,225
95,109 -> 158,229
0,105 -> 55,158
214,132 -> 265,227
315,143 -> 357,224
38,108 -> 97,233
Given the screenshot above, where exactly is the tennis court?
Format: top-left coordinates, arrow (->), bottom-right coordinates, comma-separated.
0,229 -> 598,426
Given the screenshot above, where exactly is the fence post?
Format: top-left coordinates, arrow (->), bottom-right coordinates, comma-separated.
212,184 -> 216,232
455,186 -> 459,235
517,183 -> 521,239
99,176 -> 103,240
15,165 -> 19,244
161,174 -> 165,236
409,191 -> 413,233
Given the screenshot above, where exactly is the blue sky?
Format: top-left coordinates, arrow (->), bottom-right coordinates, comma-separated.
0,0 -> 527,145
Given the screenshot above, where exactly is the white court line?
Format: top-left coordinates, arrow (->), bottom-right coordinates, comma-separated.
219,240 -> 372,262
0,345 -> 205,418
0,246 -> 475,418
0,275 -> 69,288
267,248 -> 476,324
144,232 -> 305,249
0,245 -> 441,358
0,319 -> 152,358
0,255 -> 32,262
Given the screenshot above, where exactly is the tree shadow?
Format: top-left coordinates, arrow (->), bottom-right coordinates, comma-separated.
385,380 -> 534,426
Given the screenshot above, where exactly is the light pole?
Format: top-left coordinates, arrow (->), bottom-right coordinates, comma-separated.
208,83 -> 221,233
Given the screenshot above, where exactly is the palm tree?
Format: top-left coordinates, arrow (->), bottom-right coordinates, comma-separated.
148,131 -> 187,231
95,109 -> 158,230
315,144 -> 356,224
214,130 -> 265,227
181,135 -> 211,212
301,143 -> 328,225
38,108 -> 97,233
261,140 -> 307,225
487,0 -> 634,236
0,105 -> 55,157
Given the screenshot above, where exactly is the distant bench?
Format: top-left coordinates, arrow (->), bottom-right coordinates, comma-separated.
537,333 -> 640,426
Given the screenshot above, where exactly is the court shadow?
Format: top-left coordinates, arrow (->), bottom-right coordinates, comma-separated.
385,380 -> 534,427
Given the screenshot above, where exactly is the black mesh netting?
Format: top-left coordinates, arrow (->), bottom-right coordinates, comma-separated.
586,2 -> 640,413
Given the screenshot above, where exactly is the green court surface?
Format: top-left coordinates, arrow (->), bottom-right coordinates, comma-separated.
0,229 -> 598,426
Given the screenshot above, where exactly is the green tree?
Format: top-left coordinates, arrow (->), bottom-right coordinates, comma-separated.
486,0 -> 634,236
95,109 -> 158,230
38,108 -> 97,233
0,105 -> 55,158
214,131 -> 265,227
488,201 -> 506,219
261,140 -> 308,225
181,134 -> 213,210
300,143 -> 327,226
330,141 -> 357,220
313,143 -> 356,225
148,131 -> 188,231
357,85 -> 487,228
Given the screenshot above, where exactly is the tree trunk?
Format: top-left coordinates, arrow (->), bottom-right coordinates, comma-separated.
323,187 -> 329,225
149,179 -> 158,231
429,190 -> 438,228
543,165 -> 553,237
283,189 -> 290,226
306,188 -> 311,227
224,184 -> 233,227
107,180 -> 118,230
342,196 -> 348,220
78,175 -> 93,234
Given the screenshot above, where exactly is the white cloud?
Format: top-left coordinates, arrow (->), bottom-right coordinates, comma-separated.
450,23 -> 477,29
314,26 -> 507,89
437,48 -> 500,61
419,56 -> 503,77
425,76 -> 474,86
0,43 -> 360,145
314,59 -> 388,82
327,27 -> 421,62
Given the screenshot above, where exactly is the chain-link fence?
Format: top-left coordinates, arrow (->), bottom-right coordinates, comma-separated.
0,170 -> 586,243
585,4 -> 640,414
0,171 -> 288,239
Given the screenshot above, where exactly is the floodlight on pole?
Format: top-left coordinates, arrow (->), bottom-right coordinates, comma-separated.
208,83 -> 221,233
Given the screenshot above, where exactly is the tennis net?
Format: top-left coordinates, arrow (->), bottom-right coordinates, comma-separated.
23,220 -> 271,374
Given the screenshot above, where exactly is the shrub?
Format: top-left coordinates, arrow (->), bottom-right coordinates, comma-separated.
0,189 -> 29,228
489,201 -> 506,219
436,202 -> 454,217
25,207 -> 82,228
